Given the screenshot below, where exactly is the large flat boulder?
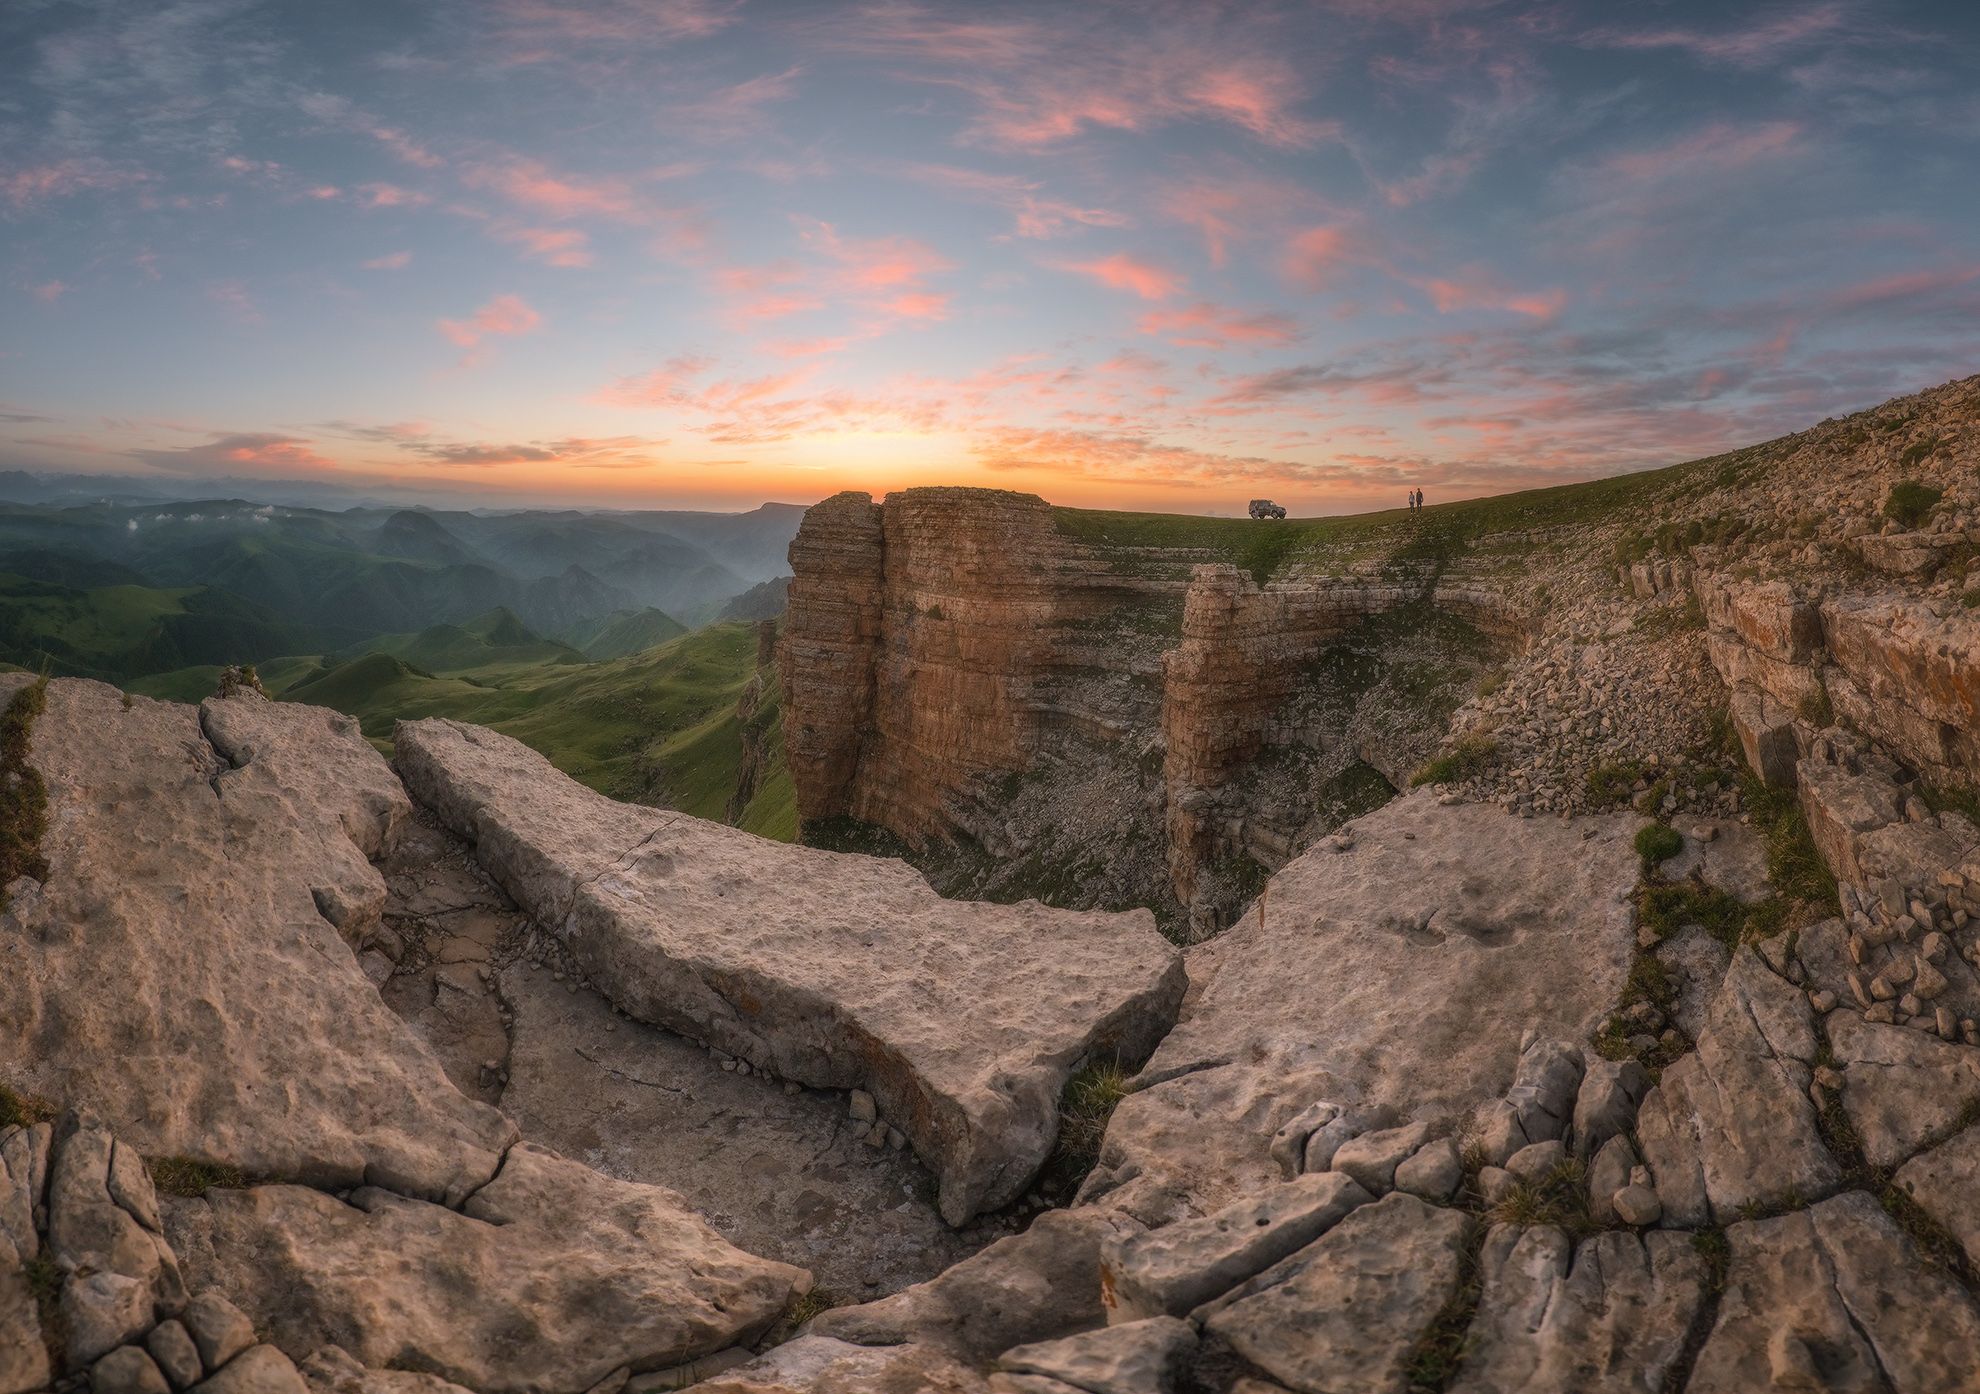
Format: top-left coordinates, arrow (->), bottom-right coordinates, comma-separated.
393,717 -> 1185,1225
163,1146 -> 802,1394
1088,791 -> 1641,1221
1686,1191 -> 1980,1394
1451,1227 -> 1703,1394
1635,948 -> 1837,1224
1196,1192 -> 1470,1394
0,680 -> 512,1202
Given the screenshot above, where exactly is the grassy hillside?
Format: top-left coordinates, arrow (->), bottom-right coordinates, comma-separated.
0,572 -> 319,681
259,622 -> 796,832
343,607 -> 588,678
559,607 -> 688,661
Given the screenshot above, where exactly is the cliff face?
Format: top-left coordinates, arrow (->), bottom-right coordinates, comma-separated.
780,488 -> 1521,932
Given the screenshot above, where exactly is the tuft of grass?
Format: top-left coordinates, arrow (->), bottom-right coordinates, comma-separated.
1039,1060 -> 1134,1197
1745,777 -> 1840,919
24,1250 -> 64,1366
146,1155 -> 247,1197
1635,824 -> 1684,868
1585,760 -> 1645,810
1883,479 -> 1943,528
1798,685 -> 1834,727
0,676 -> 51,911
1484,1158 -> 1598,1238
1880,1186 -> 1975,1285
783,1285 -> 839,1329
1919,783 -> 1980,830
1411,733 -> 1500,787
1403,1220 -> 1483,1392
1897,437 -> 1946,471
0,1083 -> 56,1129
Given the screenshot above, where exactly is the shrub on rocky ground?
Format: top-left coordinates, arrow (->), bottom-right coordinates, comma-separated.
1883,479 -> 1943,527
1634,824 -> 1683,867
1411,733 -> 1499,787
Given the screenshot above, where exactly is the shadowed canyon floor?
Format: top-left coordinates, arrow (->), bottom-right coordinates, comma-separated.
8,376 -> 1980,1393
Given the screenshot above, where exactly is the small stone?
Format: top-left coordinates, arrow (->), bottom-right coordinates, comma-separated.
1870,975 -> 1896,1002
1866,1002 -> 1896,1024
1504,1139 -> 1566,1187
147,1320 -> 202,1390
1478,1166 -> 1516,1207
1923,932 -> 1950,962
92,1346 -> 172,1394
1914,960 -> 1949,999
1612,1184 -> 1662,1226
863,1126 -> 886,1149
1847,972 -> 1872,1008
1900,993 -> 1922,1017
1809,989 -> 1837,1013
191,1344 -> 308,1394
1938,1007 -> 1958,1041
1814,1065 -> 1843,1091
1393,1140 -> 1462,1204
887,1127 -> 907,1150
849,1089 -> 878,1123
782,1081 -> 801,1097
184,1290 -> 257,1373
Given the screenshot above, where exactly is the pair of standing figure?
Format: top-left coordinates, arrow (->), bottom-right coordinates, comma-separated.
1407,487 -> 1425,511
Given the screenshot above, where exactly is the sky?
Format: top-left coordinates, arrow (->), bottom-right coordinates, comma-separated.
2,0 -> 1978,515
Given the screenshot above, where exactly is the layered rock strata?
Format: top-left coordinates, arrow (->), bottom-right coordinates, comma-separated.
781,488 -> 1525,925
393,715 -> 1185,1225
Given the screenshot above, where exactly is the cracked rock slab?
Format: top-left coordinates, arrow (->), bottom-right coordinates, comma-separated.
1686,1191 -> 1980,1394
0,679 -> 514,1204
997,1317 -> 1196,1394
1827,1010 -> 1980,1171
162,1150 -> 804,1394
1100,1172 -> 1371,1322
1635,948 -> 1837,1224
1198,1193 -> 1470,1394
693,1337 -> 991,1394
1450,1226 -> 1703,1394
1091,792 -> 1641,1224
394,717 -> 1184,1225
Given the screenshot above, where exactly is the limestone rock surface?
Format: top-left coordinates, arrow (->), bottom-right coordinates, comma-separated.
1686,1191 -> 1980,1394
394,716 -> 1184,1225
0,679 -> 514,1203
1635,948 -> 1837,1223
1451,1226 -> 1703,1394
163,1156 -> 803,1394
1198,1193 -> 1469,1394
1092,792 -> 1640,1220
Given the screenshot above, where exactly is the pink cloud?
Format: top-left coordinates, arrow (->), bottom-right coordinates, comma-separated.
361,251 -> 413,271
1138,301 -> 1300,348
1582,4 -> 1849,66
1416,273 -> 1566,319
496,225 -> 594,268
368,125 -> 442,168
132,432 -> 336,477
886,163 -> 1129,241
357,182 -> 430,209
817,7 -> 1330,150
486,0 -> 743,63
1281,226 -> 1355,291
436,294 -> 543,362
463,158 -> 639,220
1597,121 -> 1805,184
1060,253 -> 1184,300
305,185 -> 343,200
208,281 -> 261,325
668,66 -> 804,140
29,280 -> 68,304
2,159 -> 146,208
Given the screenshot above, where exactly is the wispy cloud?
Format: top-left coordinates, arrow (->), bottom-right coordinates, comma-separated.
436,293 -> 543,363
1059,252 -> 1185,300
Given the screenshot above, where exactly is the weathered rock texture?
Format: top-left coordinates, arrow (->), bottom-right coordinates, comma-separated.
394,715 -> 1184,1225
1,679 -> 806,1393
0,678 -> 512,1201
1088,790 -> 1642,1222
780,488 -> 1522,928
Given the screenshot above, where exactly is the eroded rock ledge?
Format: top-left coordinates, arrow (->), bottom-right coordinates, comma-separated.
393,715 -> 1185,1225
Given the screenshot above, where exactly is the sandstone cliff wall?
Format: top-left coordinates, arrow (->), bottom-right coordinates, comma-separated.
781,489 -> 1527,922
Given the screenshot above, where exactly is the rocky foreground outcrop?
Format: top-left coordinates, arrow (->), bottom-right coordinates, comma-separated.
1,677 -> 805,1392
393,716 -> 1184,1226
1090,790 -> 1642,1223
